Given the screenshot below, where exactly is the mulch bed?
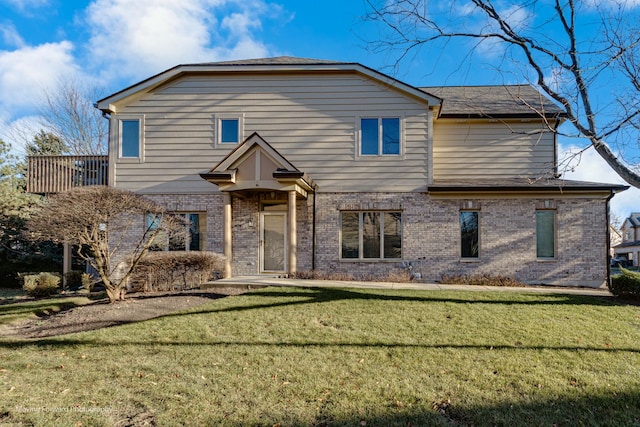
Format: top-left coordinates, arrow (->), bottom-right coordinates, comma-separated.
2,287 -> 253,340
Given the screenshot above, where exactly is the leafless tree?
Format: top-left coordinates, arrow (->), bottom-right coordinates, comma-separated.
38,78 -> 108,155
365,0 -> 640,188
26,186 -> 185,303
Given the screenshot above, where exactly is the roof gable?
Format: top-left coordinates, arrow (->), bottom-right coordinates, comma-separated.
200,132 -> 314,197
211,132 -> 298,174
96,56 -> 441,112
624,213 -> 640,228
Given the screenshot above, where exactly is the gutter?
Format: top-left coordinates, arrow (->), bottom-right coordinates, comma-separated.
606,191 -> 615,291
312,190 -> 317,271
427,184 -> 629,193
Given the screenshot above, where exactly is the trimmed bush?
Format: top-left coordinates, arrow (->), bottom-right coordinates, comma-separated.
290,270 -> 413,283
609,268 -> 640,299
63,271 -> 92,291
22,272 -> 61,297
130,251 -> 225,292
440,273 -> 526,287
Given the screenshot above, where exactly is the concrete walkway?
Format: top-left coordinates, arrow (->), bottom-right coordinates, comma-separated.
206,275 -> 613,297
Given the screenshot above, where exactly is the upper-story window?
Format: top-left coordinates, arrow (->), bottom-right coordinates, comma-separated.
360,117 -> 401,156
119,116 -> 144,160
216,114 -> 244,145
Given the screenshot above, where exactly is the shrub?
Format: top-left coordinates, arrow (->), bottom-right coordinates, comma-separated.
440,273 -> 526,287
63,271 -> 92,291
609,268 -> 640,299
1,257 -> 62,289
22,272 -> 61,297
130,251 -> 226,292
289,269 -> 413,283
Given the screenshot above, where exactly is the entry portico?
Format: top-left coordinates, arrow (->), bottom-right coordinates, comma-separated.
200,133 -> 315,277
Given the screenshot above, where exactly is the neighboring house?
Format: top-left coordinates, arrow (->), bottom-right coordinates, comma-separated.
610,225 -> 622,257
613,213 -> 640,266
31,56 -> 627,287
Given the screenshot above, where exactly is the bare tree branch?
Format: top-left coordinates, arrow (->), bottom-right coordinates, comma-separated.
38,78 -> 108,155
25,187 -> 185,303
365,0 -> 640,188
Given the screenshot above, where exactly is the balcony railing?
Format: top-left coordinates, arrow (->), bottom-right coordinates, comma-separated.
27,155 -> 109,194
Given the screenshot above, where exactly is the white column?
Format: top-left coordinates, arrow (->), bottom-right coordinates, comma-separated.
223,193 -> 232,278
288,190 -> 297,276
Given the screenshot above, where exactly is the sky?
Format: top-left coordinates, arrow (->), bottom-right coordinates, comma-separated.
0,0 -> 638,219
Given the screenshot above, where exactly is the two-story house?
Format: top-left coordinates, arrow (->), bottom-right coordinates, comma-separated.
613,213 -> 640,266
90,56 -> 626,287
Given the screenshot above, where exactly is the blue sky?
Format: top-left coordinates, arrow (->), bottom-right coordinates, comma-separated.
1,0 -> 638,218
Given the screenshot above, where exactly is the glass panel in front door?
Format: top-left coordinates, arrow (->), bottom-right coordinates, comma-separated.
263,213 -> 286,272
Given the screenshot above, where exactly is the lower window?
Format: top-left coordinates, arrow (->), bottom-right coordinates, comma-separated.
341,211 -> 402,260
460,211 -> 479,258
146,212 -> 206,251
170,213 -> 206,251
536,210 -> 555,258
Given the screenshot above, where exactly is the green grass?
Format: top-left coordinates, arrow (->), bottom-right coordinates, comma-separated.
0,287 -> 639,426
0,292 -> 93,325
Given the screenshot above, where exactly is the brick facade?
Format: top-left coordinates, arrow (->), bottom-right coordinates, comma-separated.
120,191 -> 608,287
312,192 -> 608,287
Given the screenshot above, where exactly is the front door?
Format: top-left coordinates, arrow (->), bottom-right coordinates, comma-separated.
260,212 -> 287,273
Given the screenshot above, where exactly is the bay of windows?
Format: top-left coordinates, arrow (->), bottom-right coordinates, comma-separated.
341,211 -> 402,260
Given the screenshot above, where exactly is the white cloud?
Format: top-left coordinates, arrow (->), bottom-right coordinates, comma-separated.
0,113 -> 44,154
560,142 -> 640,219
0,40 -> 79,113
0,23 -> 26,48
84,0 -> 274,81
1,0 -> 49,11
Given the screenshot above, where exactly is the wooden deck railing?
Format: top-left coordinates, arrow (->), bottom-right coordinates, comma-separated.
26,155 -> 109,194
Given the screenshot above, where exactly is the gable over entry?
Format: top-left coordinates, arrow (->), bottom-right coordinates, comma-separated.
200,133 -> 315,278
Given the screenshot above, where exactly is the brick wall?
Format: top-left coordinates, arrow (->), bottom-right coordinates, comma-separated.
313,192 -> 609,287
114,191 -> 609,287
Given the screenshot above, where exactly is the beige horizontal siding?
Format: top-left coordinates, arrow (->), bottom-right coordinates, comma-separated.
432,120 -> 555,179
113,72 -> 431,193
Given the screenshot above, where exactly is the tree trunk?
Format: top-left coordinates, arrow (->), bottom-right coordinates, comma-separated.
105,285 -> 126,303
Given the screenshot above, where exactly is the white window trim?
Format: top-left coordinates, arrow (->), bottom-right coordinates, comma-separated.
339,211 -> 402,261
356,115 -> 405,158
214,113 -> 244,146
117,114 -> 144,162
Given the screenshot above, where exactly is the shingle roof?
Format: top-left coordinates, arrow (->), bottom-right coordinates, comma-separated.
420,85 -> 565,118
189,56 -> 345,66
614,240 -> 640,249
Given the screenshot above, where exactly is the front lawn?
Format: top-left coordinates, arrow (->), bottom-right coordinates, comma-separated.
1,287 -> 639,426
